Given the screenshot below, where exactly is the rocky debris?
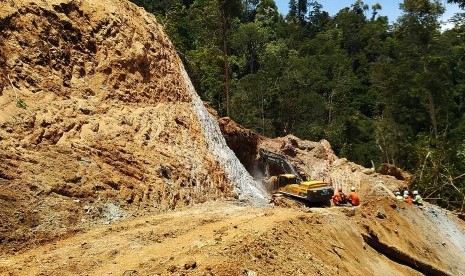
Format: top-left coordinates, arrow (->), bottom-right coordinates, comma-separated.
361,231 -> 451,275
0,198 -> 465,275
218,117 -> 265,178
167,265 -> 177,273
362,168 -> 375,175
183,259 -> 197,270
423,205 -> 465,256
376,210 -> 387,219
242,269 -> 257,276
378,163 -> 412,182
101,203 -> 126,223
121,270 -> 138,276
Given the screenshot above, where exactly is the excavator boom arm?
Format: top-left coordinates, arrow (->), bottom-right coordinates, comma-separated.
259,149 -> 303,183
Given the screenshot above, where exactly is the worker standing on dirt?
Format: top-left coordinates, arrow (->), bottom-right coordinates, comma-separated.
348,186 -> 360,206
332,188 -> 347,206
412,190 -> 423,206
395,191 -> 404,200
403,190 -> 412,204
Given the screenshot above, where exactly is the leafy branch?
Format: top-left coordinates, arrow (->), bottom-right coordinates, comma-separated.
7,74 -> 29,111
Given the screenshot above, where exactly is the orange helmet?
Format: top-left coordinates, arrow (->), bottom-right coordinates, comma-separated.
338,188 -> 343,192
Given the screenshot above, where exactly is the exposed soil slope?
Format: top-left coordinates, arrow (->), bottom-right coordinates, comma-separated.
0,0 -> 264,254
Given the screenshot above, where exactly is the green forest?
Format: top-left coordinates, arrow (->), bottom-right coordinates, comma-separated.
131,0 -> 465,209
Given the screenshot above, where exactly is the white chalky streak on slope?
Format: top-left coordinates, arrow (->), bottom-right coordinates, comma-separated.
424,205 -> 465,256
180,65 -> 268,205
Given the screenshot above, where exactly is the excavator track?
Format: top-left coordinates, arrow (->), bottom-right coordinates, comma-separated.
272,192 -> 331,207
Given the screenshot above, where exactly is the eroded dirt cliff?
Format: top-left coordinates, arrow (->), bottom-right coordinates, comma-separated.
0,0 -> 265,254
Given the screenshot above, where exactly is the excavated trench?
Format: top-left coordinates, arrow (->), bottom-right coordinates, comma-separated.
361,232 -> 451,275
216,118 -> 288,194
217,118 -> 327,194
218,118 -> 264,179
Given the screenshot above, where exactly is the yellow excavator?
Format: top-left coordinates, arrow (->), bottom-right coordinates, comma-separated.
259,149 -> 333,205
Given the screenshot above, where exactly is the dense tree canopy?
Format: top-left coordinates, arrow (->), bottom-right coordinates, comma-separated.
448,0 -> 465,8
131,0 -> 465,210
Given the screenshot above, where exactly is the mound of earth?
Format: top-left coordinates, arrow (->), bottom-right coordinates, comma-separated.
1,198 -> 464,275
0,0 -> 265,254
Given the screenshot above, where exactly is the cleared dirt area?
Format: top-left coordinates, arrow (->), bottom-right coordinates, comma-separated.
2,198 -> 465,276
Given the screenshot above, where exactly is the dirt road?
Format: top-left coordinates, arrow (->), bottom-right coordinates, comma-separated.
5,198 -> 461,276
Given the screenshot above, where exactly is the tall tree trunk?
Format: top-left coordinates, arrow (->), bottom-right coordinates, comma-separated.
327,89 -> 335,124
220,9 -> 230,117
423,60 -> 438,138
460,196 -> 465,214
223,37 -> 230,117
427,90 -> 438,137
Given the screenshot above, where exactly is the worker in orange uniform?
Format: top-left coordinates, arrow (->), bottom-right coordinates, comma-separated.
348,186 -> 360,206
403,190 -> 412,204
332,187 -> 347,206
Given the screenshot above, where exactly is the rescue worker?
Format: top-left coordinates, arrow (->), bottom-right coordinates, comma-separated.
412,190 -> 423,206
332,187 -> 347,206
403,190 -> 412,204
395,191 -> 403,200
347,186 -> 360,206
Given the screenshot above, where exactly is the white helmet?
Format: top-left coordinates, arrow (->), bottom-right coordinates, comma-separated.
350,186 -> 356,191
403,190 -> 409,195
413,190 -> 418,195
395,191 -> 400,195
